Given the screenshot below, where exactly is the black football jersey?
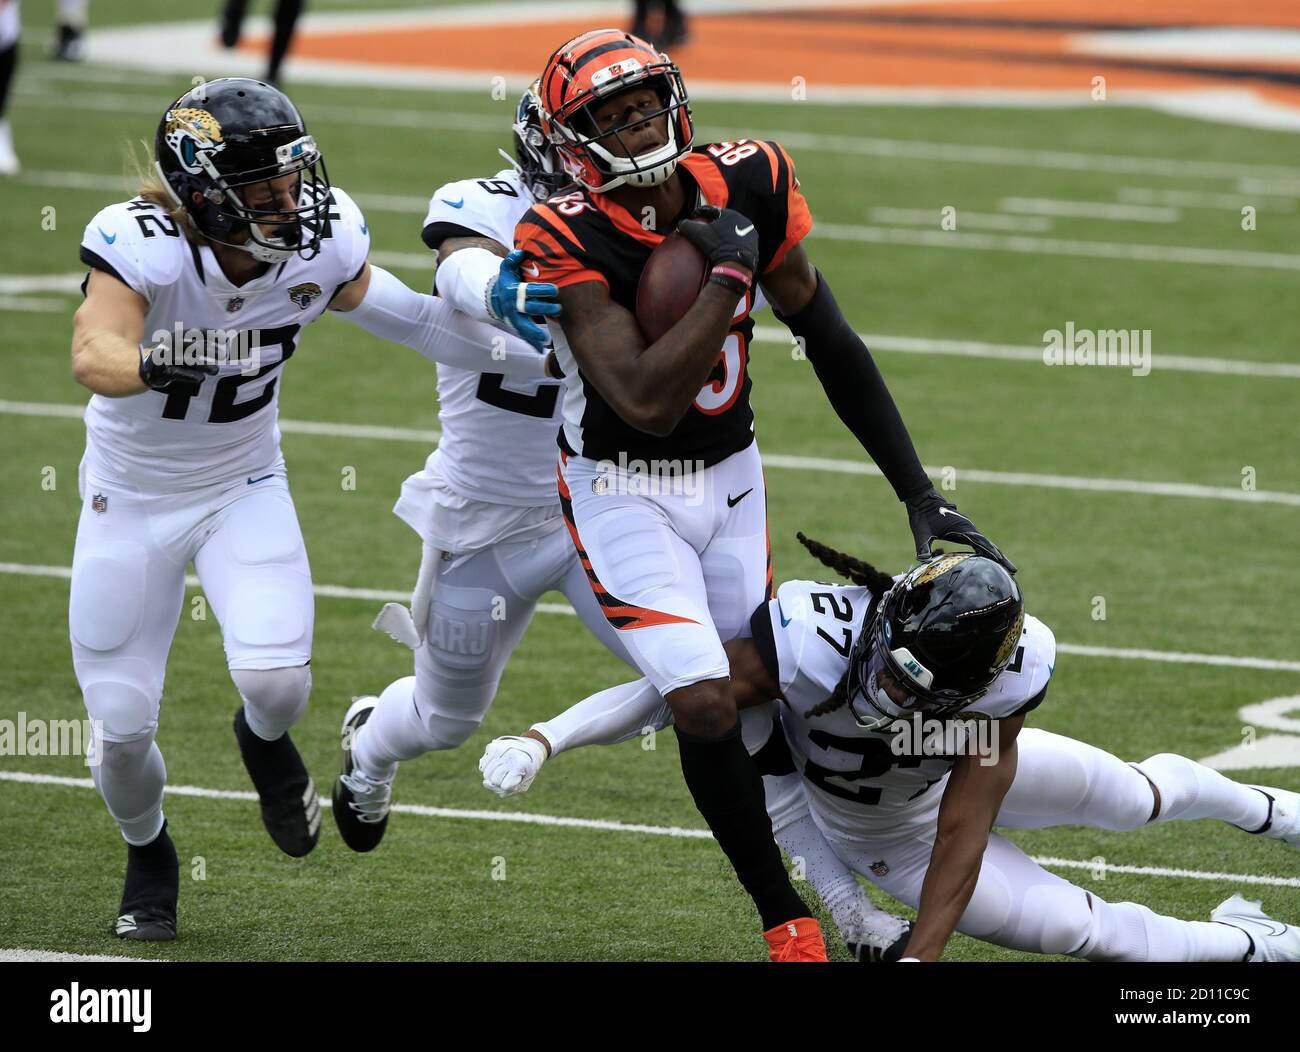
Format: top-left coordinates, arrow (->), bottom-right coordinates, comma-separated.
515,139 -> 812,468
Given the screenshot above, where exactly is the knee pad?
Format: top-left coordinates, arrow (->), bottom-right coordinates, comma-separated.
1131,752 -> 1200,822
70,547 -> 146,652
80,672 -> 158,743
232,665 -> 311,738
421,710 -> 482,750
1020,883 -> 1095,956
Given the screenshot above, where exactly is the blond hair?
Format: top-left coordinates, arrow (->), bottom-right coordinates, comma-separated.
127,139 -> 209,247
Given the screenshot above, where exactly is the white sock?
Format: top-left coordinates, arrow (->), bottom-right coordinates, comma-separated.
1136,753 -> 1271,830
1085,897 -> 1252,962
774,809 -> 867,939
92,738 -> 167,846
353,676 -> 429,783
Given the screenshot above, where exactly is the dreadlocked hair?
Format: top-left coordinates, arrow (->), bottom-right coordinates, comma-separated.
795,532 -> 895,594
794,532 -> 900,719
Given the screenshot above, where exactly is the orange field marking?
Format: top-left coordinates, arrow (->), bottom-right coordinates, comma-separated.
242,1 -> 1300,111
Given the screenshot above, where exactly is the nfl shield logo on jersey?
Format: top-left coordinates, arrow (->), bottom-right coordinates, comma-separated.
870,859 -> 890,877
287,282 -> 323,310
226,295 -> 245,313
91,493 -> 108,514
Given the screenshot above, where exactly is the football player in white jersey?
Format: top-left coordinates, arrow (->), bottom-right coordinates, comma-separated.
482,539 -> 1300,962
327,85 -> 916,962
71,77 -> 550,941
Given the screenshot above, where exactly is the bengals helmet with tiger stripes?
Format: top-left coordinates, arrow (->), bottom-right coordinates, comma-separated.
537,28 -> 693,193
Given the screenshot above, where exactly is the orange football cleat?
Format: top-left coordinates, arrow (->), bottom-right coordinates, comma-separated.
763,917 -> 829,962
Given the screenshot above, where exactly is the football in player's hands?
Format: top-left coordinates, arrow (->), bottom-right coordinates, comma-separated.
675,204 -> 760,273
635,232 -> 709,344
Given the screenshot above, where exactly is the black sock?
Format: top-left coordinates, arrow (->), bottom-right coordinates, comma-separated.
675,721 -> 809,930
121,822 -> 178,914
0,42 -> 17,119
268,0 -> 304,82
128,821 -> 176,867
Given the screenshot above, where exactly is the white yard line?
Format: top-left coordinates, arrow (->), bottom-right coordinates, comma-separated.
3,561 -> 1299,673
22,165 -> 1296,272
998,197 -> 1182,223
812,222 -> 1300,271
1118,187 -> 1296,211
0,948 -> 154,962
3,398 -> 1298,506
867,207 -> 1053,233
14,86 -> 1300,182
3,770 -> 1297,888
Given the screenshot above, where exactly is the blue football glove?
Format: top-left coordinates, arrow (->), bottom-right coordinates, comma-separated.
488,249 -> 561,351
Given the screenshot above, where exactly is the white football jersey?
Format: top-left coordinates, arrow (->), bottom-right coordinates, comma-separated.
78,185 -> 369,491
761,579 -> 1056,837
419,167 -> 563,508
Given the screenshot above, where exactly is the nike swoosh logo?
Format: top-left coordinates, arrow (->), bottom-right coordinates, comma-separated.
938,506 -> 959,517
523,264 -> 541,277
442,198 -> 465,209
777,599 -> 792,627
734,223 -> 754,236
98,228 -> 117,244
247,473 -> 274,485
727,488 -> 753,508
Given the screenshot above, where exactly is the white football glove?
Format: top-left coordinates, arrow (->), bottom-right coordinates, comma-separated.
479,735 -> 548,797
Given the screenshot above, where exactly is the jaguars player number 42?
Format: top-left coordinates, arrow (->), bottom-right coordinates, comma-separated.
69,77 -> 553,943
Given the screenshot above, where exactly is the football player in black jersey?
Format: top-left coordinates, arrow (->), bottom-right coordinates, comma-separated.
516,28 -> 1012,961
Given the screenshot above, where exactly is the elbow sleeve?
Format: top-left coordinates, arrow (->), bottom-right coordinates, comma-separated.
433,245 -> 503,323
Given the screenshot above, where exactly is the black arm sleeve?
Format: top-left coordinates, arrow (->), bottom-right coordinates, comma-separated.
775,270 -> 932,502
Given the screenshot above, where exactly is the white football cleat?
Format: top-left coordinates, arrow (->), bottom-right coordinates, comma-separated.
841,893 -> 913,963
331,696 -> 393,852
1246,785 -> 1300,849
1211,894 -> 1300,962
479,735 -> 548,797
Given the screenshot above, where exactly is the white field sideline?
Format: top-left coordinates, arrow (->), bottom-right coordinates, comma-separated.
3,561 -> 1299,674
2,398 -> 1297,507
3,770 -> 1298,889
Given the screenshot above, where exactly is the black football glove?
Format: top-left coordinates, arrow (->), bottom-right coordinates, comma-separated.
905,488 -> 1017,574
138,342 -> 219,392
675,204 -> 760,274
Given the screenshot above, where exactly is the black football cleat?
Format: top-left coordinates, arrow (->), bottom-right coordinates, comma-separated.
233,707 -> 321,857
113,822 -> 179,941
332,696 -> 391,853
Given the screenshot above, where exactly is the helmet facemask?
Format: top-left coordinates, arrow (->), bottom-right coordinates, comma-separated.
159,104 -> 332,263
549,62 -> 693,192
501,81 -> 570,202
847,610 -> 989,732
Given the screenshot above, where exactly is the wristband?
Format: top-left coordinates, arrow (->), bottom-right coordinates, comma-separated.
708,264 -> 751,297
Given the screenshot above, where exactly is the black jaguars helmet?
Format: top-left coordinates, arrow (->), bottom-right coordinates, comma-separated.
500,79 -> 569,202
154,77 -> 331,263
846,554 -> 1024,730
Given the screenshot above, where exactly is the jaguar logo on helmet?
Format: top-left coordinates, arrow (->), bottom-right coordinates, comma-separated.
912,553 -> 972,587
163,108 -> 226,175
993,609 -> 1025,669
